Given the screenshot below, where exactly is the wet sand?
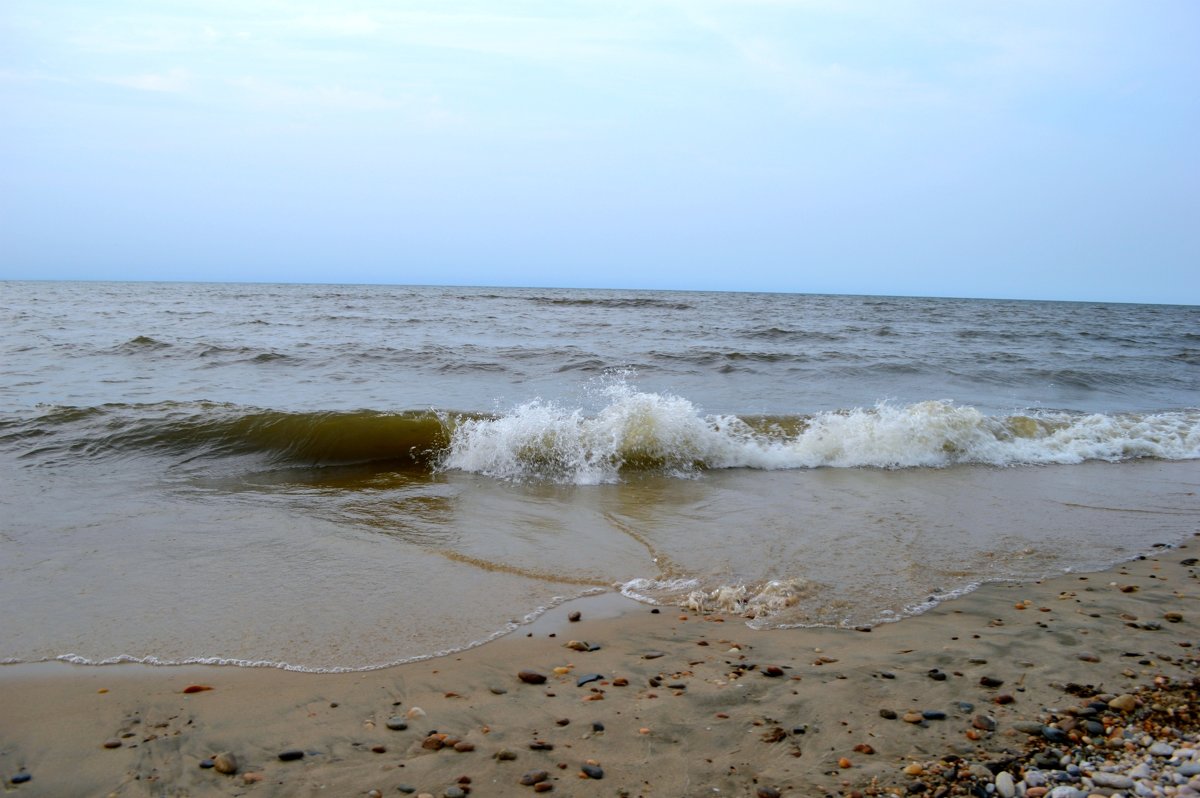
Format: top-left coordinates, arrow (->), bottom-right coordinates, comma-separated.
2,538 -> 1197,797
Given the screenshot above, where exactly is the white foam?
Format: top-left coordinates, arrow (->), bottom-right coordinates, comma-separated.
439,380 -> 1200,483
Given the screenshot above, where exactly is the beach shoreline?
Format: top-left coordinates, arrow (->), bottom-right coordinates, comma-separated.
2,538 -> 1198,797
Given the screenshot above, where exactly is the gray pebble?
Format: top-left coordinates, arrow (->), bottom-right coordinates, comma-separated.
386,717 -> 408,731
581,763 -> 604,779
1089,771 -> 1134,789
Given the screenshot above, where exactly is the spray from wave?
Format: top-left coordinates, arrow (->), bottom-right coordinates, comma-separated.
440,380 -> 1200,484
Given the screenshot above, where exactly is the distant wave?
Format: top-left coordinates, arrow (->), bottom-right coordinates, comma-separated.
4,390 -> 1198,479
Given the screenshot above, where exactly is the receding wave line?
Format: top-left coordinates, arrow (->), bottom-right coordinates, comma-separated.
4,391 -> 1198,479
527,297 -> 693,310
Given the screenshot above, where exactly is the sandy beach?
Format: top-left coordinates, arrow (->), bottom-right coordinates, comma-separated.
2,538 -> 1197,797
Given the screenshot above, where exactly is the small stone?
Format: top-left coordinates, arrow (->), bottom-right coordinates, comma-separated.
103,738 -> 122,749
529,740 -> 554,751
213,752 -> 238,774
1013,721 -> 1044,735
199,758 -> 215,769
520,770 -> 550,786
902,712 -> 923,723
454,741 -> 475,753
921,710 -> 946,720
853,743 -> 875,754
972,715 -> 996,731
903,763 -> 924,776
533,784 -> 553,793
10,773 -> 31,784
443,788 -> 466,798
756,788 -> 781,798
838,757 -> 852,768
519,670 -> 548,684
182,684 -> 214,694
565,640 -> 589,651
386,717 -> 408,731
581,763 -> 603,779
406,706 -> 427,719
397,786 -> 416,794
1089,772 -> 1134,789
1041,726 -> 1068,744
763,665 -> 784,677
1148,741 -> 1174,756
576,673 -> 603,687
995,771 -> 1015,798
371,745 -> 387,754
368,791 -> 382,798
242,773 -> 264,784
1076,652 -> 1100,662
1108,694 -> 1137,712
277,749 -> 304,761
495,749 -> 518,761
980,676 -> 1004,688
1164,611 -> 1183,622
642,651 -> 665,659
880,708 -> 898,719
927,669 -> 947,681
568,611 -> 581,622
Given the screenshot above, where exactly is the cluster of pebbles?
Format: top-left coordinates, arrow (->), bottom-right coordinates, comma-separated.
863,675 -> 1200,798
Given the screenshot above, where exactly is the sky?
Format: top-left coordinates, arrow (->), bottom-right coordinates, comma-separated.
1,1 -> 1198,304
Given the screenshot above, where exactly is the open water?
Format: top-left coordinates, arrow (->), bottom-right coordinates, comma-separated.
1,281 -> 1198,670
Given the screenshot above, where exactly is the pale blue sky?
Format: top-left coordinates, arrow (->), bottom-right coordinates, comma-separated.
2,1 -> 1197,303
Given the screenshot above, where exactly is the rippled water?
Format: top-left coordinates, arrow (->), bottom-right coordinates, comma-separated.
1,281 -> 1197,670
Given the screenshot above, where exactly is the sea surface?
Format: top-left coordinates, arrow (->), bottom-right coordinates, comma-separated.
1,281 -> 1198,671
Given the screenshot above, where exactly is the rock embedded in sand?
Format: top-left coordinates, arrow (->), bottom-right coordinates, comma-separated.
277,749 -> 305,761
10,773 -> 31,785
980,676 -> 1004,688
756,787 -> 781,798
880,709 -> 898,720
386,717 -> 408,731
580,763 -> 604,779
102,738 -> 122,749
494,749 -> 518,761
519,670 -> 548,685
213,752 -> 238,774
520,769 -> 550,785
568,611 -> 581,622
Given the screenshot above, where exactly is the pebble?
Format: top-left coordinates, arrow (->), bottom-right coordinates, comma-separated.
1108,693 -> 1137,712
756,788 -> 781,798
102,738 -> 122,749
581,763 -> 604,779
386,717 -> 408,731
519,670 -> 548,685
973,715 -> 997,731
199,758 -> 215,769
880,708 -> 898,720
444,788 -> 466,798
927,669 -> 948,681
213,752 -> 238,774
495,749 -> 518,761
520,770 -> 550,785
568,611 -> 581,622
980,676 -> 1004,688
903,712 -> 924,723
995,770 -> 1015,798
1089,771 -> 1134,789
277,749 -> 305,761
576,673 -> 603,687
10,773 -> 31,784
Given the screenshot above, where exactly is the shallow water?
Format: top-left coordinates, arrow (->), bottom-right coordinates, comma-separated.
1,281 -> 1197,670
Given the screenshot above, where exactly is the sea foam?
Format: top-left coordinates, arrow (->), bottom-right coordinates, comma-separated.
440,382 -> 1200,484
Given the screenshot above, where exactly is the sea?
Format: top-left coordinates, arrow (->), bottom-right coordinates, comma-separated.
1,281 -> 1198,672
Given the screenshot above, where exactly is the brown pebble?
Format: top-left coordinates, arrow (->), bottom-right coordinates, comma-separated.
534,783 -> 554,793
519,670 -> 548,685
1119,584 -> 1139,593
1077,652 -> 1100,662
243,773 -> 263,784
756,787 -> 781,798
371,745 -> 387,754
529,740 -> 554,751
853,743 -> 875,755
612,677 -> 629,687
103,738 -> 122,749
213,752 -> 238,774
182,684 -> 214,694
1165,611 -> 1183,622
520,770 -> 550,785
993,694 -> 1015,705
838,757 -> 852,768
979,676 -> 1004,688
454,741 -> 475,752
568,611 -> 581,622
902,712 -> 923,723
